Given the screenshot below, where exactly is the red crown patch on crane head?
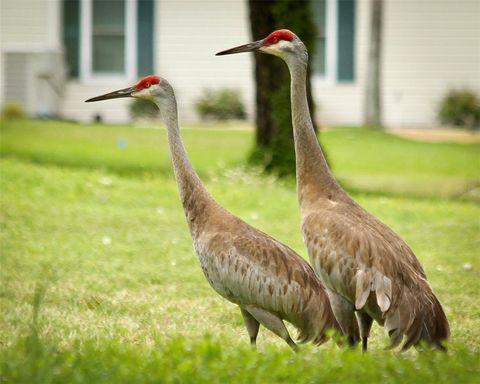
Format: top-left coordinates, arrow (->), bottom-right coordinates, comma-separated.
263,29 -> 295,46
135,75 -> 161,90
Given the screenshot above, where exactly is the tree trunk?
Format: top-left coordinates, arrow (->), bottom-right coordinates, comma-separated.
364,0 -> 383,128
248,0 -> 281,147
248,0 -> 323,175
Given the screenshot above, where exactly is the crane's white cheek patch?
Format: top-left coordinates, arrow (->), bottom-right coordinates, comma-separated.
260,44 -> 285,58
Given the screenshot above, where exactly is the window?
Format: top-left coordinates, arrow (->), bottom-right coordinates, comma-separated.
91,0 -> 126,74
80,0 -> 136,82
62,0 -> 154,81
312,0 -> 356,83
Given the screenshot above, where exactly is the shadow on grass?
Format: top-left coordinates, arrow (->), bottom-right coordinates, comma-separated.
0,153 -> 174,179
3,152 -> 479,204
336,177 -> 480,203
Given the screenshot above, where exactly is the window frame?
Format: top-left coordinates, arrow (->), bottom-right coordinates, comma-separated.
313,0 -> 356,86
313,0 -> 338,86
80,0 -> 137,84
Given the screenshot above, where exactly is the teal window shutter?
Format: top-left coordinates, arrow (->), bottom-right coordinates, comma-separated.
62,0 -> 80,78
337,0 -> 355,82
137,0 -> 155,76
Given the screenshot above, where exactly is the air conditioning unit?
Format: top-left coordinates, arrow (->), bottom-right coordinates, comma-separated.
3,50 -> 65,118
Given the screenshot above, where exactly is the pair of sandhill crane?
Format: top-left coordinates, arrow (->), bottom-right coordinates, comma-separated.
86,29 -> 449,352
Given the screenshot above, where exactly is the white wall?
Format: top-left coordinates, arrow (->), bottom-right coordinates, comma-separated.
0,0 -> 63,114
0,0 -> 59,48
62,0 -> 138,122
155,0 -> 254,122
63,0 -> 254,123
3,0 -> 478,127
312,0 -> 370,126
63,80 -> 134,122
382,0 -> 480,128
313,0 -> 480,128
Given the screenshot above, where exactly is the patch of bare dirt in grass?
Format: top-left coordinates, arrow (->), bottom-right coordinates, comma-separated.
391,128 -> 480,143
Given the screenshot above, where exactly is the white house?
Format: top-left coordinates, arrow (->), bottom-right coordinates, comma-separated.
1,0 -> 479,128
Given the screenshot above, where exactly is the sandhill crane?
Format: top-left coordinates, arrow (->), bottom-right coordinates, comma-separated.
85,75 -> 343,350
217,29 -> 450,351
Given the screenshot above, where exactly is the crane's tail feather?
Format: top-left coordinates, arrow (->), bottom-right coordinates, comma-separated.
295,293 -> 344,346
416,294 -> 450,351
384,284 -> 449,351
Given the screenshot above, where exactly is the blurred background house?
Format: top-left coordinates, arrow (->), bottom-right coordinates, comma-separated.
1,0 -> 479,127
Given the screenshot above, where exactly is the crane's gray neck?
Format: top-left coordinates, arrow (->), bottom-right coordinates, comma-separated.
154,89 -> 217,235
287,57 -> 343,205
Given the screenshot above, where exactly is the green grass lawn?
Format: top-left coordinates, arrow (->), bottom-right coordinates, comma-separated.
1,119 -> 479,383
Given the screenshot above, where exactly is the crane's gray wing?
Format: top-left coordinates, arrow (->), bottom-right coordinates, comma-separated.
196,223 -> 324,317
302,201 -> 427,315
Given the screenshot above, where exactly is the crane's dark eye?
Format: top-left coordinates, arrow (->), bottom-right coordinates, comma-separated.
272,36 -> 278,43
145,82 -> 151,88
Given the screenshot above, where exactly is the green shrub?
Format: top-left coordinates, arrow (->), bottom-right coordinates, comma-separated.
438,89 -> 480,130
129,97 -> 159,120
1,102 -> 26,120
195,88 -> 246,121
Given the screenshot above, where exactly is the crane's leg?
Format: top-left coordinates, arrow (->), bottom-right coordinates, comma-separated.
244,305 -> 298,352
355,311 -> 374,352
240,307 -> 260,347
326,290 -> 360,347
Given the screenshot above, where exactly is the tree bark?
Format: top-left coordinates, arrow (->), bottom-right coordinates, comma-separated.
248,0 -> 281,147
248,0 -> 322,175
364,0 -> 383,128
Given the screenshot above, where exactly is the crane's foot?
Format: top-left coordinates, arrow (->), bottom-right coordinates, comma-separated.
287,337 -> 299,352
244,305 -> 297,352
356,311 -> 373,353
347,335 -> 357,347
362,337 -> 368,353
241,307 -> 260,350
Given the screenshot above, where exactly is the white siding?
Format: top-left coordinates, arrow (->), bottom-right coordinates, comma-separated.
313,0 -> 369,126
382,0 -> 480,128
0,0 -> 57,49
2,0 -> 478,127
62,0 -> 138,122
63,0 -> 254,123
3,52 -> 65,116
313,0 -> 480,128
155,0 -> 254,122
0,0 -> 63,114
63,80 -> 133,122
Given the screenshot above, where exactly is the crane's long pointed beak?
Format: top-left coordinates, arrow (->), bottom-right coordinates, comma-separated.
216,40 -> 264,56
85,86 -> 136,102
